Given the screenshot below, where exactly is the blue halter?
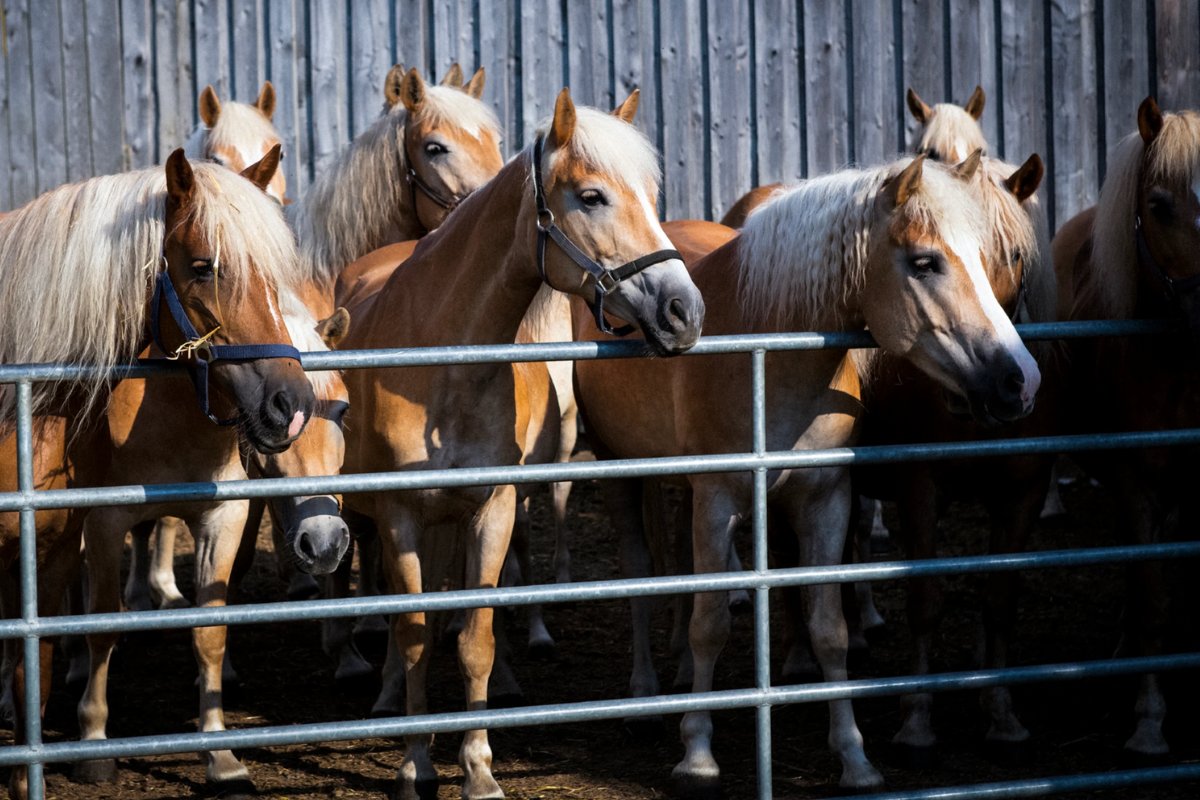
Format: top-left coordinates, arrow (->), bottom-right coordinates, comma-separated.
149,266 -> 302,426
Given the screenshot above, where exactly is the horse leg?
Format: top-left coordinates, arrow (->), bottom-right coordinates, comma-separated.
187,501 -> 253,790
376,503 -> 437,800
854,497 -> 886,638
322,538 -> 375,693
122,519 -> 157,612
0,571 -> 15,728
455,486 -> 516,800
354,531 -> 389,649
788,471 -> 882,789
891,469 -> 941,762
149,517 -> 188,609
551,401 -> 578,585
62,570 -> 89,690
514,496 -> 555,661
668,485 -> 695,692
607,479 -> 660,711
672,481 -> 739,796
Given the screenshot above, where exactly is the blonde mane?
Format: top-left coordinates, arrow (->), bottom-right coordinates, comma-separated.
979,158 -> 1054,324
183,101 -> 281,163
537,106 -> 662,189
0,162 -> 305,422
737,158 -> 987,332
289,85 -> 501,284
1088,110 -> 1200,318
918,104 -> 988,163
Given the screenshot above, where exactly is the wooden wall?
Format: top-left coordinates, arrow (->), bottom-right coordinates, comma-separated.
2,0 -> 1198,231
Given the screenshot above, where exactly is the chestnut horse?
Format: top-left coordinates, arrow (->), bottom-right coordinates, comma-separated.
337,89 -> 703,799
574,155 -> 1041,793
905,84 -> 988,163
184,81 -> 286,203
0,149 -> 315,799
1054,97 -> 1200,758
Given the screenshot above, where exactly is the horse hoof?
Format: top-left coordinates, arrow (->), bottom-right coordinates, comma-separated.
527,639 -> 557,662
210,778 -> 258,798
488,690 -> 525,709
888,741 -> 939,769
671,772 -> 722,800
983,738 -> 1032,767
73,758 -> 118,784
622,715 -> 665,742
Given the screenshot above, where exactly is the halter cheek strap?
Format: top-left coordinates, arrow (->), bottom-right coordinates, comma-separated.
531,135 -> 683,336
404,132 -> 471,216
150,266 -> 302,426
1135,215 -> 1200,306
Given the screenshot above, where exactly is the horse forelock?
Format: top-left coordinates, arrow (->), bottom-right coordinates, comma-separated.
537,106 -> 662,196
979,158 -> 1054,323
418,85 -> 502,142
918,103 -> 988,163
0,161 -> 302,423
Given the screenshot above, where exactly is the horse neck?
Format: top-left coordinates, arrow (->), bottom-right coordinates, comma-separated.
373,159 -> 542,347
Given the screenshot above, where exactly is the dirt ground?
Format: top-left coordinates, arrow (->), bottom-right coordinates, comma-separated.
14,463 -> 1200,799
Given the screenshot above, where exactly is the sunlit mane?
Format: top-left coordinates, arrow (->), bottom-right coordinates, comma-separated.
918,104 -> 988,163
184,101 -> 281,162
737,158 -> 987,331
290,85 -> 501,284
537,106 -> 662,190
0,162 -> 304,422
1089,111 -> 1200,318
980,158 -> 1053,323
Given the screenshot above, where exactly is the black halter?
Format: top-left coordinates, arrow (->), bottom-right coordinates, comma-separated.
1135,215 -> 1200,306
404,132 -> 469,215
149,264 -> 302,426
531,135 -> 683,336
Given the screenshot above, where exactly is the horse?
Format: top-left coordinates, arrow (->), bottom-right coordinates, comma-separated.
184,81 -> 287,203
337,88 -> 703,800
1052,97 -> 1200,758
573,154 -> 1041,793
0,148 -> 315,800
906,84 -> 988,163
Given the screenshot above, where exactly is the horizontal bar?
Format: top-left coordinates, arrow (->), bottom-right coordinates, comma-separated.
1,541 -> 1195,639
0,320 -> 1173,384
0,652 -> 1194,767
833,764 -> 1200,800
4,427 -> 1200,513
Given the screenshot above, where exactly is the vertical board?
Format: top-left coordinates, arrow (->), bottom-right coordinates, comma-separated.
566,0 -> 610,108
804,0 -> 850,174
192,0 -> 230,101
947,0 -> 1001,151
0,0 -> 10,208
707,0 -> 751,218
901,0 -> 946,150
1049,0 -> 1099,224
267,0 -> 306,194
85,0 -> 126,177
610,0 -> 661,177
394,0 -> 429,77
519,0 -> 565,149
999,0 -> 1048,178
1100,0 -> 1149,177
121,0 -> 153,169
1155,0 -> 1200,111
155,0 -> 194,158
5,0 -> 36,204
850,0 -> 898,167
432,0 -> 475,85
62,0 -> 98,181
658,0 -> 704,219
230,0 -> 264,102
30,0 -> 67,191
348,0 -> 391,139
477,0 -> 517,152
308,0 -> 347,175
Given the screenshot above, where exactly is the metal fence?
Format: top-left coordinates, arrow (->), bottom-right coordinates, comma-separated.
3,320 -> 1200,800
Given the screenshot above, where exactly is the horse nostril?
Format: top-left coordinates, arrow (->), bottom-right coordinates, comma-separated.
270,389 -> 296,424
1002,368 -> 1024,400
295,531 -> 316,563
668,297 -> 689,329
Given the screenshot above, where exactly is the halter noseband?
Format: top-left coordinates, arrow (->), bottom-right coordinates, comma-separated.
531,135 -> 682,336
1135,215 -> 1200,307
150,263 -> 302,426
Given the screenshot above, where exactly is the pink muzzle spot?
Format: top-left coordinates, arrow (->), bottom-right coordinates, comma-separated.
288,410 -> 306,439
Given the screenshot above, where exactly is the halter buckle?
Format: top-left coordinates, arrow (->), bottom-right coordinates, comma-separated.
595,270 -> 620,295
536,207 -> 555,233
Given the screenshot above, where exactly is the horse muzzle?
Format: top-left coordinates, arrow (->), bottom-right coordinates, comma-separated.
288,498 -> 351,575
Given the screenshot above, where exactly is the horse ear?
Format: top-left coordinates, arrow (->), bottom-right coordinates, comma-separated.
549,87 -> 576,149
401,67 -> 426,114
885,155 -> 926,207
612,88 -> 640,124
906,87 -> 932,124
1138,96 -> 1164,144
239,144 -> 282,194
316,307 -> 351,349
383,64 -> 406,108
198,85 -> 221,127
1003,153 -> 1045,203
165,148 -> 195,206
464,67 -> 486,99
255,81 -> 277,120
952,148 -> 983,182
963,85 -> 985,120
440,62 -> 464,87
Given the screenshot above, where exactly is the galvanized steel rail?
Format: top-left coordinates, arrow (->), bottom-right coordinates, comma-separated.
2,319 -> 1197,800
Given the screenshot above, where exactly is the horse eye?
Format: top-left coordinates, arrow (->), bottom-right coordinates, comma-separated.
1148,189 -> 1175,220
908,254 -> 938,274
191,259 -> 215,277
424,142 -> 447,157
579,189 -> 607,208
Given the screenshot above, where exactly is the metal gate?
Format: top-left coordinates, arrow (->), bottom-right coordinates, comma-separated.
2,319 -> 1200,800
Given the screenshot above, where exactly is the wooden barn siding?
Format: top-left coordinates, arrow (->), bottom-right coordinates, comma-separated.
1,0 -> 1198,231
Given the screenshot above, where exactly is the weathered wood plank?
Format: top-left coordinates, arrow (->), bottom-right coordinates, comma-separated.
432,0 -> 474,85
84,0 -> 126,176
999,0 -> 1048,185
707,0 -> 751,219
60,0 -> 94,182
192,0 -> 230,101
30,0 -> 67,191
1100,0 -> 1149,177
230,0 -> 264,102
804,0 -> 850,174
566,0 -> 611,108
308,0 -> 347,175
610,0 -> 660,169
519,0 -> 565,152
1049,0 -> 1099,225
154,0 -> 193,158
478,0 -> 517,152
394,0 -> 429,77
849,0 -> 897,167
121,0 -> 153,170
348,0 -> 391,139
947,0 -> 1001,152
0,0 -> 10,208
267,0 -> 306,195
901,0 -> 946,150
5,0 -> 37,204
658,0 -> 705,219
1155,0 -> 1200,111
